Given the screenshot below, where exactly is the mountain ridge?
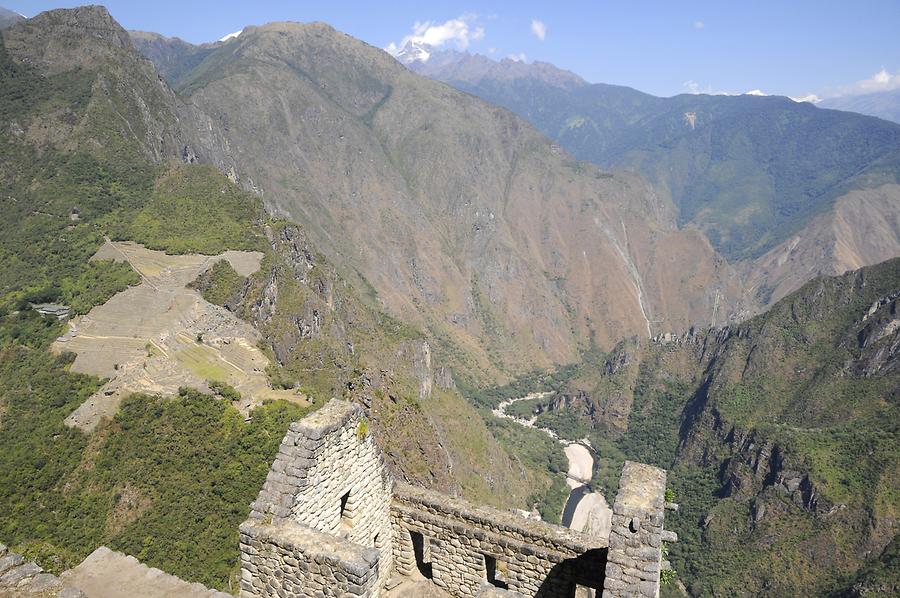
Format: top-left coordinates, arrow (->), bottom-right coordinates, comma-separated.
406,50 -> 900,318
163,19 -> 747,381
821,87 -> 900,125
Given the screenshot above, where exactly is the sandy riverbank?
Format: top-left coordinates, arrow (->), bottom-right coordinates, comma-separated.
493,393 -> 612,536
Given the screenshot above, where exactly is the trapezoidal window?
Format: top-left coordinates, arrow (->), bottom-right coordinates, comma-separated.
339,490 -> 352,528
410,530 -> 433,579
484,553 -> 509,589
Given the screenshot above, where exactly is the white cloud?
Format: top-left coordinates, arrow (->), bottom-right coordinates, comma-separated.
694,21 -> 705,29
531,19 -> 547,41
386,14 -> 485,56
507,53 -> 527,62
683,80 -> 709,94
833,68 -> 900,97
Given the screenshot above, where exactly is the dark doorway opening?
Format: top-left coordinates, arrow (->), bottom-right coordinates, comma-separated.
339,490 -> 352,529
410,530 -> 433,579
484,554 -> 509,589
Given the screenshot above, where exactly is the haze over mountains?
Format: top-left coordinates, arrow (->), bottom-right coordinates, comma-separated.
0,6 -> 23,29
0,5 -> 898,597
400,44 -> 900,305
821,88 -> 900,125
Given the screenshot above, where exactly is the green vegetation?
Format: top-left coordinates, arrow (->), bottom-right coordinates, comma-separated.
0,285 -> 311,590
0,321 -> 308,588
191,259 -> 246,306
208,380 -> 242,402
468,260 -> 900,595
534,408 -> 589,441
464,362 -> 579,409
120,165 -> 266,255
485,416 -> 569,523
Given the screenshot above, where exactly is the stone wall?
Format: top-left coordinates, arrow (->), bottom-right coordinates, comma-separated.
239,519 -> 379,597
602,461 -> 672,598
391,484 -> 608,597
242,400 -> 672,598
243,400 -> 394,596
0,542 -> 85,598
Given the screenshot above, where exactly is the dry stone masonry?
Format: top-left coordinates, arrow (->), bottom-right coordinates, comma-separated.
0,543 -> 85,598
243,400 -> 394,596
391,484 -> 606,596
602,462 -> 674,598
240,399 -> 676,598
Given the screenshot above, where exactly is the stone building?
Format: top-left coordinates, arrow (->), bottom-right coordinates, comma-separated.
239,399 -> 676,598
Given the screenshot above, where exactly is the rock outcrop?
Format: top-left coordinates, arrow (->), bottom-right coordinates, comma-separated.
0,543 -> 85,598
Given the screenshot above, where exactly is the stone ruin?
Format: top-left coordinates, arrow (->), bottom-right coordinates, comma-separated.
239,399 -> 677,598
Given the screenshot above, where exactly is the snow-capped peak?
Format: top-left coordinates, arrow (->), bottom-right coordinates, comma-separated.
744,89 -> 768,96
393,40 -> 433,65
789,94 -> 822,104
219,29 -> 243,43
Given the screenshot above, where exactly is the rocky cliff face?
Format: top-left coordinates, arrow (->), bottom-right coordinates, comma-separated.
516,260 -> 899,595
664,261 -> 900,595
1,6 -> 188,164
150,21 -> 745,383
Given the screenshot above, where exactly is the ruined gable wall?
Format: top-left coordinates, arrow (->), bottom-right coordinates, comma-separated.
243,400 -> 393,595
242,400 -> 671,598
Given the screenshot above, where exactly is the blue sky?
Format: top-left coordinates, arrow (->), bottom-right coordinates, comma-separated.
6,1 -> 900,99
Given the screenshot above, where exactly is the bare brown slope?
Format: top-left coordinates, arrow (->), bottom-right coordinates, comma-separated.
742,183 -> 900,307
177,22 -> 741,381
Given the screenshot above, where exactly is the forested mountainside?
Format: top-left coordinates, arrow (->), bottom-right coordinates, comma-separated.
410,51 -> 900,307
0,7 -> 560,588
473,259 -> 900,596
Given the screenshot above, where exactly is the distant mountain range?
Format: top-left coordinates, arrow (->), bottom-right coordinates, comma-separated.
1,8 -> 898,597
401,44 -> 900,306
820,87 -> 900,125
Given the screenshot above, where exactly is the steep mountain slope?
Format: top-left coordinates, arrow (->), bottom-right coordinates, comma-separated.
0,6 -> 23,30
0,7 -> 552,587
129,30 -> 217,88
489,259 -> 900,596
821,88 -> 900,125
741,183 -> 900,305
154,22 -> 745,384
411,52 -> 900,307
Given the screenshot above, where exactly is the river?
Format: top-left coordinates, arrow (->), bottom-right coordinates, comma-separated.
492,393 -> 611,536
